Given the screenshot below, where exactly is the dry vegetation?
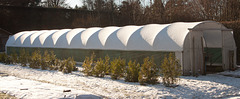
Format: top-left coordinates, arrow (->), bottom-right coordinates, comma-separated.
0,92 -> 16,99
0,73 -> 16,99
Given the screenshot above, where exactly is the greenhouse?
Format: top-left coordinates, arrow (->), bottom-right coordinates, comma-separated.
5,21 -> 236,75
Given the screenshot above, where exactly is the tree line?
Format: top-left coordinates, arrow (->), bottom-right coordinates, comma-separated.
0,0 -> 68,8
75,0 -> 240,25
0,0 -> 239,24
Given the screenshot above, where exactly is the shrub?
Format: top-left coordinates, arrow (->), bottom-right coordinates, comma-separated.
94,58 -> 105,77
125,60 -> 140,82
60,59 -> 67,73
41,50 -> 51,70
94,55 -> 110,77
0,53 -> 3,63
0,53 -> 8,63
10,51 -> 18,64
82,53 -> 96,76
29,50 -> 42,69
0,53 -> 5,63
110,57 -> 126,80
49,50 -> 59,70
59,57 -> 77,73
160,53 -> 181,87
59,59 -> 66,73
67,57 -> 77,72
50,58 -> 61,70
5,56 -> 11,65
19,48 -> 29,67
70,57 -> 78,71
104,55 -> 110,75
138,56 -> 159,85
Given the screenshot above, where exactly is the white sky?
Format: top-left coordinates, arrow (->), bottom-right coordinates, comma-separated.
65,0 -> 150,8
65,0 -> 83,8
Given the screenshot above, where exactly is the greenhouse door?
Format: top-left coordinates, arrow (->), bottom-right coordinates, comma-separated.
204,48 -> 223,73
202,29 -> 224,73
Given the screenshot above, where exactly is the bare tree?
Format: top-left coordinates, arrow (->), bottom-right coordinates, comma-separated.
94,0 -> 105,11
118,0 -> 143,25
188,0 -> 224,21
164,0 -> 197,22
41,0 -> 68,8
221,0 -> 240,21
0,0 -> 41,7
150,0 -> 165,23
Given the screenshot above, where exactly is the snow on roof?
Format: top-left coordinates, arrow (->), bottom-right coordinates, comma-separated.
15,31 -> 36,47
81,27 -> 102,49
43,29 -> 71,48
22,30 -> 48,47
32,30 -> 57,48
68,28 -> 85,49
141,24 -> 170,51
6,21 -> 221,51
6,31 -> 28,47
118,26 -> 143,50
98,27 -> 120,48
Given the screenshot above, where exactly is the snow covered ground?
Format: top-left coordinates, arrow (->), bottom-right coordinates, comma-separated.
0,76 -> 100,99
0,63 -> 240,98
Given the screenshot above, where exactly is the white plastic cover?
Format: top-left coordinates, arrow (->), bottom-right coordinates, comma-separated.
32,30 -> 58,48
6,31 -> 28,47
81,27 -> 102,49
43,29 -> 71,48
22,30 -> 48,47
68,28 -> 86,49
98,27 -> 120,47
15,31 -> 36,47
6,21 -> 227,51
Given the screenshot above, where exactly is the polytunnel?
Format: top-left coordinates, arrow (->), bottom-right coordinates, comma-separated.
6,21 -> 237,75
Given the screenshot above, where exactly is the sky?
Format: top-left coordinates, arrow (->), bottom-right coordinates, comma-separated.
65,0 -> 151,8
65,0 -> 82,8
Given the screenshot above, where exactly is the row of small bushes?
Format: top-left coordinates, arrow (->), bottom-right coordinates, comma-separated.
82,53 -> 182,86
0,49 -> 77,73
0,50 -> 182,87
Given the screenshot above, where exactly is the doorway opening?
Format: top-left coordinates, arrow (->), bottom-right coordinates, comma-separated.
204,48 -> 223,74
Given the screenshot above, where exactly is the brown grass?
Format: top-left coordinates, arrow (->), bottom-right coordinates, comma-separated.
0,92 -> 16,99
0,72 -> 16,99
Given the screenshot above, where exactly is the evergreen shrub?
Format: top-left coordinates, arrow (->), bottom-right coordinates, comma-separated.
69,57 -> 77,72
94,58 -> 105,77
125,60 -> 140,82
82,53 -> 96,76
110,57 -> 126,80
160,53 -> 181,87
0,53 -> 6,63
49,50 -> 59,70
104,55 -> 110,75
29,50 -> 42,69
10,51 -> 18,64
138,56 -> 159,85
60,57 -> 77,73
42,50 -> 51,70
1,49 -> 76,74
19,48 -> 29,67
94,55 -> 110,77
0,53 -> 9,64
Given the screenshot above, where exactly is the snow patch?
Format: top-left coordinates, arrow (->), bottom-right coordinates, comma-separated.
0,63 -> 240,98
